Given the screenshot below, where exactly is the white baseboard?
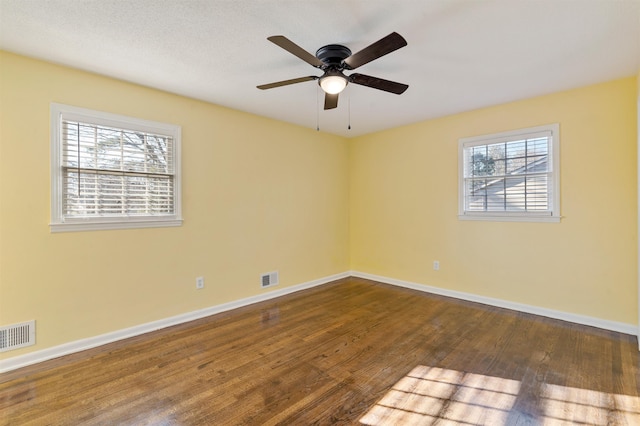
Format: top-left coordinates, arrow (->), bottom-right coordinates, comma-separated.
2,270 -> 636,373
350,271 -> 638,336
0,271 -> 350,374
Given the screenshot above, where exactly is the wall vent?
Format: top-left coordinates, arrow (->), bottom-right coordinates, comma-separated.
0,320 -> 35,352
261,271 -> 279,288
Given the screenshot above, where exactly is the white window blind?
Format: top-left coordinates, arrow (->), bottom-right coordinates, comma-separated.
51,104 -> 182,232
458,124 -> 560,222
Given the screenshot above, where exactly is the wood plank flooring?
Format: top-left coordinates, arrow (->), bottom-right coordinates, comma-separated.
1,277 -> 639,425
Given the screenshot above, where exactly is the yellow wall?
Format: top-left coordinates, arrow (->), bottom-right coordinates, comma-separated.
1,50 -> 638,361
0,52 -> 350,358
350,77 -> 638,325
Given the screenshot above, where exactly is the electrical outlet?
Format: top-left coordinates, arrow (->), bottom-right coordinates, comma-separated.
260,271 -> 279,288
433,261 -> 440,271
196,276 -> 204,289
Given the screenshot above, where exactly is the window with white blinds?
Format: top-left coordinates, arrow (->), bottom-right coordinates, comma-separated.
458,124 -> 560,222
50,103 -> 182,232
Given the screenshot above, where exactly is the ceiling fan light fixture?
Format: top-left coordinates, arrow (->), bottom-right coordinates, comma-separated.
319,73 -> 348,94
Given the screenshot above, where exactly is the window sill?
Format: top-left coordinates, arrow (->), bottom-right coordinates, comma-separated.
50,218 -> 183,233
458,214 -> 561,223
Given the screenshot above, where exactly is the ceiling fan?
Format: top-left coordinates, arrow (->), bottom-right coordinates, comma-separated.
257,32 -> 409,110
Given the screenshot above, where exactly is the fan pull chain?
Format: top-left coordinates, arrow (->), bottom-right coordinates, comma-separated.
348,93 -> 351,130
316,86 -> 320,131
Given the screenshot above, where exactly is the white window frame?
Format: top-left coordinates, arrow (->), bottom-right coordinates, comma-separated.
50,103 -> 182,232
458,123 -> 560,223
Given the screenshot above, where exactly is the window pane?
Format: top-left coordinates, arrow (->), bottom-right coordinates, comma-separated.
525,175 -> 548,210
505,140 -> 526,159
460,127 -> 556,219
63,171 -> 175,217
466,179 -> 487,211
61,119 -> 176,219
506,158 -> 525,174
524,154 -> 548,173
487,142 -> 506,161
527,137 -> 548,156
502,176 -> 526,211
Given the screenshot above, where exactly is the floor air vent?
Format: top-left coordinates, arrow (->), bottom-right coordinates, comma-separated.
0,320 -> 36,352
261,271 -> 279,288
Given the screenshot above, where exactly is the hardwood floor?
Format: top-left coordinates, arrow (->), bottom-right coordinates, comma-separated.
1,277 -> 638,425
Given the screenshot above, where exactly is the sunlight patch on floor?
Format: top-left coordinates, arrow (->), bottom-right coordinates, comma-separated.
360,365 -> 640,425
541,383 -> 640,425
359,365 -> 520,425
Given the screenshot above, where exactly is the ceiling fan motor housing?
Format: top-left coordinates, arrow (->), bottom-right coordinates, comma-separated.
315,44 -> 352,68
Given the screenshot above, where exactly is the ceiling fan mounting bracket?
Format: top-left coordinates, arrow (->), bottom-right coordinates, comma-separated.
315,44 -> 352,68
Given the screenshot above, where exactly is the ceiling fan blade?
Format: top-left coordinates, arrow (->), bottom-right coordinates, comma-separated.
267,36 -> 325,68
324,93 -> 338,110
257,76 -> 317,90
343,32 -> 407,70
349,73 -> 408,94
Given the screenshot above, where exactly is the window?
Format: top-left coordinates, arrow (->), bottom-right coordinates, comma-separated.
50,103 -> 182,232
458,124 -> 560,222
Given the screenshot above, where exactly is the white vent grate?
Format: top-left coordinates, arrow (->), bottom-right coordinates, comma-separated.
261,271 -> 279,288
0,320 -> 36,352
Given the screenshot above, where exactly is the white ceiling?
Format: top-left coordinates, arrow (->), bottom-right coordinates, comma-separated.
1,0 -> 639,137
